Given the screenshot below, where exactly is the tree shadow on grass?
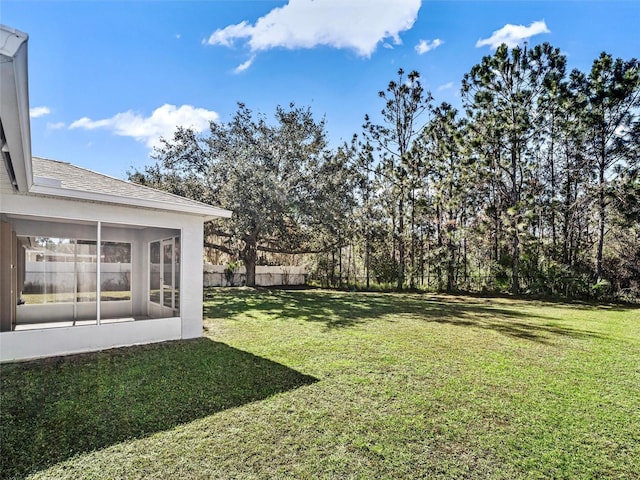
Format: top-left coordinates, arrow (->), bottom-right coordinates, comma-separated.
0,338 -> 317,480
205,288 -> 623,344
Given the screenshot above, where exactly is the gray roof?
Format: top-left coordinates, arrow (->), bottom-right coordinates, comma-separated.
31,157 -> 231,218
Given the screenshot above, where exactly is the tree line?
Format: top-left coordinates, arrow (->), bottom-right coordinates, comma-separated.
130,42 -> 640,299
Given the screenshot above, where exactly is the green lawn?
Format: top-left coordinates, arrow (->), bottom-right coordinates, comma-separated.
1,289 -> 639,479
21,291 -> 132,303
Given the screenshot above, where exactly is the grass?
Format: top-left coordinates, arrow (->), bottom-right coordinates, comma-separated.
21,291 -> 131,303
1,288 -> 639,479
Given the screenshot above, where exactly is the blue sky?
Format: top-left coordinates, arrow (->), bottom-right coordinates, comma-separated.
2,0 -> 639,179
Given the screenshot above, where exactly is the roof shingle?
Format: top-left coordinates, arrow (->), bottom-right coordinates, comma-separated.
31,157 -> 230,218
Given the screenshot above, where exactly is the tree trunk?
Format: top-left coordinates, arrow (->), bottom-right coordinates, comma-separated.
410,187 -> 416,289
420,226 -> 425,286
436,205 -> 443,291
461,209 -> 468,289
550,117 -> 557,250
338,244 -> 343,287
562,148 -> 572,265
365,230 -> 371,289
596,158 -> 606,282
511,218 -> 520,295
426,232 -> 431,289
397,193 -> 405,290
492,181 -> 500,264
345,244 -> 352,287
510,142 -> 520,295
463,228 -> 468,289
447,238 -> 455,292
242,239 -> 258,287
330,250 -> 336,287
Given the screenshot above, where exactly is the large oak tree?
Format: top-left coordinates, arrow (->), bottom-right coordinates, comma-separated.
130,103 -> 351,286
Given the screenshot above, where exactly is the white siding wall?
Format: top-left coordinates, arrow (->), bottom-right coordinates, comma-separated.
0,318 -> 181,362
180,220 -> 205,339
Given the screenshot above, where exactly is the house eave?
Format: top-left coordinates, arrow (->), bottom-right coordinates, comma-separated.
0,25 -> 32,192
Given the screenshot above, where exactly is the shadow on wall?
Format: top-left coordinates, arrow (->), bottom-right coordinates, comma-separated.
0,338 -> 317,479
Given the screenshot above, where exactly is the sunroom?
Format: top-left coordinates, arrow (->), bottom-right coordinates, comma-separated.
7,216 -> 182,328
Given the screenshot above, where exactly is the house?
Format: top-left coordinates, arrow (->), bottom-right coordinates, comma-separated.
0,25 -> 232,362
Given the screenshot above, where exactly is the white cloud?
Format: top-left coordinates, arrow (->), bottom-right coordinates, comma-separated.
69,104 -> 219,149
206,20 -> 252,48
476,20 -> 550,49
437,81 -> 454,91
415,38 -> 442,54
234,55 -> 256,74
205,0 -> 421,61
46,121 -> 66,130
29,106 -> 51,118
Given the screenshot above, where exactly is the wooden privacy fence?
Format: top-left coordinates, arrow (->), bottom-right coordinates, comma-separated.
204,265 -> 307,287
